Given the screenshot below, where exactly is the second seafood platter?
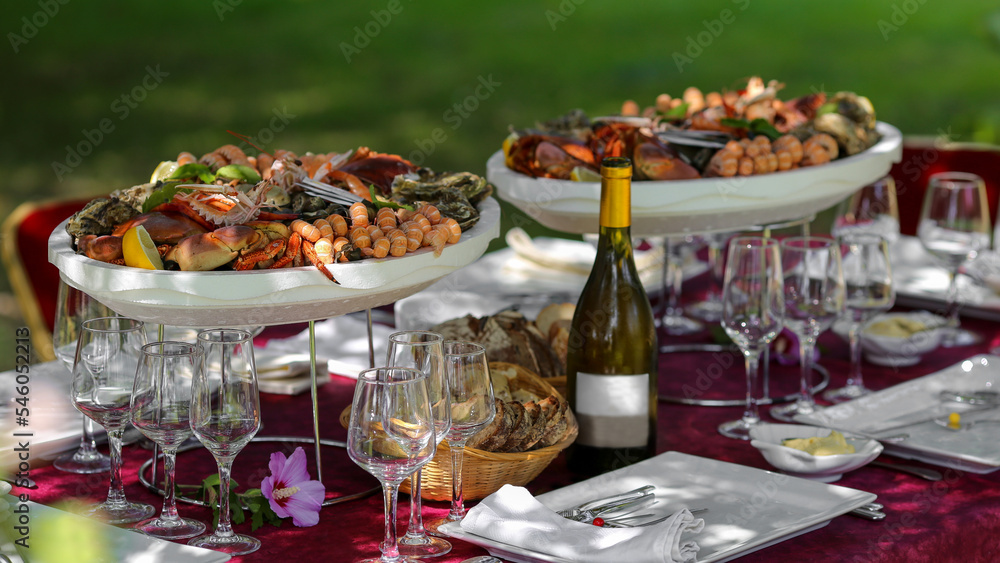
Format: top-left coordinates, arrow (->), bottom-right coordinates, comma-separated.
50,144 -> 500,326
488,77 -> 902,235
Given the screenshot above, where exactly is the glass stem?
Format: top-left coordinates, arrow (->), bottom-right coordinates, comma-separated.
78,417 -> 99,457
105,428 -> 127,508
404,469 -> 426,538
215,459 -> 235,539
380,481 -> 402,561
798,336 -> 817,408
742,352 -> 761,425
447,441 -> 467,521
847,321 -> 864,388
160,448 -> 180,521
945,267 -> 961,328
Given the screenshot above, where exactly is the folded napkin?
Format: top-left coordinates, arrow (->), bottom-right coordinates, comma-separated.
461,485 -> 704,563
259,313 -> 393,378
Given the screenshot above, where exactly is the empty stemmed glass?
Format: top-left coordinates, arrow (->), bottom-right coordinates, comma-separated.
916,172 -> 991,347
718,237 -> 784,439
424,341 -> 496,533
130,341 -> 206,539
659,235 -> 703,335
688,231 -> 732,322
70,316 -> 155,524
770,237 -> 844,422
189,329 -> 262,556
824,233 -> 894,402
386,331 -> 452,559
52,281 -> 113,474
347,367 -> 437,563
832,176 -> 900,242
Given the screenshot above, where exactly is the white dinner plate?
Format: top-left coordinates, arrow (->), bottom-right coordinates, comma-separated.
441,451 -> 875,563
795,354 -> 1000,473
488,122 -> 902,236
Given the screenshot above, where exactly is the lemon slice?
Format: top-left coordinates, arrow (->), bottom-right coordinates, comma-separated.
122,225 -> 164,270
502,132 -> 519,159
570,166 -> 601,182
150,160 -> 178,182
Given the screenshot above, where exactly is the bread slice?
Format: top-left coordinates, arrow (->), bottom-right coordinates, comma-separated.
466,398 -> 505,450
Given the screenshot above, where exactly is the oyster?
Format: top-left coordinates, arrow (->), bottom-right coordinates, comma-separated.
791,91 -> 881,157
390,169 -> 493,231
65,197 -> 140,242
109,182 -> 158,211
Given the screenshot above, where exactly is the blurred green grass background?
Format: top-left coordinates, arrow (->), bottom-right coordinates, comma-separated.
1,1 -> 998,370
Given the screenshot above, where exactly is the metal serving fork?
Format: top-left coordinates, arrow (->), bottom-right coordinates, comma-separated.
555,485 -> 656,520
296,178 -> 364,206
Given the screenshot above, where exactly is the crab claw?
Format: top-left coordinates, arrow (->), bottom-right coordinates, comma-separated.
165,225 -> 260,271
111,211 -> 209,244
78,234 -> 124,264
634,142 -> 701,181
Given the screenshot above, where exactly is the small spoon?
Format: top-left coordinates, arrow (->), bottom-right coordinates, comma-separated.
938,389 -> 1000,406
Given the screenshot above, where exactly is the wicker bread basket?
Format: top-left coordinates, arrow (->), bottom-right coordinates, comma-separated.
339,365 -> 577,501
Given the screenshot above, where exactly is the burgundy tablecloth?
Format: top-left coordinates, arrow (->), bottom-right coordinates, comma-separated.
14,307 -> 1000,563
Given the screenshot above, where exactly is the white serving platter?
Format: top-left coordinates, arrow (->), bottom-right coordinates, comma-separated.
488,122 -> 903,236
48,198 -> 500,327
795,354 -> 1000,473
441,451 -> 875,563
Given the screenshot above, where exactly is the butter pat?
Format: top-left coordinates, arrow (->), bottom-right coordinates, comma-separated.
782,430 -> 855,456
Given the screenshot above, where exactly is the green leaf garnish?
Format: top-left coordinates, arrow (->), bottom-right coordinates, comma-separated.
369,185 -> 413,211
748,118 -> 782,140
216,164 -> 262,183
720,117 -> 750,129
661,102 -> 689,120
167,162 -> 215,183
141,183 -> 192,213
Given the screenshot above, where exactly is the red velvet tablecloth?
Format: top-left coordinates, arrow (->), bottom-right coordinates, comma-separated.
14,308 -> 1000,562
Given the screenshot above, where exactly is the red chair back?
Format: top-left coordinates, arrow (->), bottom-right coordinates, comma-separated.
1,198 -> 90,361
887,142 -> 1000,236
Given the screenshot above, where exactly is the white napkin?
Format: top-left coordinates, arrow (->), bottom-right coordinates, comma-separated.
259,313 -> 393,378
461,485 -> 704,563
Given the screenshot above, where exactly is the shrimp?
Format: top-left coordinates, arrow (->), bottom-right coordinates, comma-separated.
177,151 -> 197,166
326,214 -> 348,237
291,219 -> 321,243
256,153 -> 275,179
801,134 -> 838,167
349,225 -> 371,249
410,213 -> 432,235
772,135 -> 803,164
423,225 -> 449,256
349,202 -> 369,228
371,237 -> 390,259
216,144 -> 250,166
376,207 -> 398,231
400,221 -> 423,251
705,147 -> 739,177
332,236 -> 351,262
320,169 -> 371,201
415,204 -> 442,225
440,218 -> 462,244
366,224 -> 385,242
314,238 -> 334,264
313,218 -> 334,240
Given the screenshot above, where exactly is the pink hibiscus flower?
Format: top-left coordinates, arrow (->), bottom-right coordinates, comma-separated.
261,447 -> 325,527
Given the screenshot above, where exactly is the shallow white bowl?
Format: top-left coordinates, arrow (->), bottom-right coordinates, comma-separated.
750,423 -> 883,482
833,311 -> 946,367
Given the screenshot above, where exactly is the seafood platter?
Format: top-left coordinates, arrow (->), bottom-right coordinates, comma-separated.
489,77 -> 903,235
49,145 -> 500,327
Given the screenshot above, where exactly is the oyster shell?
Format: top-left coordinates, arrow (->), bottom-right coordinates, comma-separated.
390,169 -> 493,230
65,197 -> 140,242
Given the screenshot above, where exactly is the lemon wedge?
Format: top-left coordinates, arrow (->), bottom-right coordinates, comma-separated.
150,160 -> 179,182
502,132 -> 519,159
570,166 -> 601,182
122,225 -> 164,270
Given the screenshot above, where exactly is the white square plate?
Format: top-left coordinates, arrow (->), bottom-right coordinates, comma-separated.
441,451 -> 874,563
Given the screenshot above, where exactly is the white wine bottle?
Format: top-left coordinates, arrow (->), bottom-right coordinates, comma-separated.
566,156 -> 658,476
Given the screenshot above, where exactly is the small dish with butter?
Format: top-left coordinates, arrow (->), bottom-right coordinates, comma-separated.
833,311 -> 947,367
749,423 -> 883,482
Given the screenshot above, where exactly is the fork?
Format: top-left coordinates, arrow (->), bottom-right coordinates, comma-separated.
296,178 -> 364,206
555,485 -> 655,520
596,507 -> 709,528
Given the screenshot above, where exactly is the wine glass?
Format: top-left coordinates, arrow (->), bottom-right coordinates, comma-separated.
130,341 -> 207,539
386,331 -> 452,559
688,231 -> 732,322
770,237 -> 844,422
718,237 -> 784,440
832,176 -> 900,242
189,329 -> 262,556
916,172 -> 991,347
424,341 -> 496,532
53,281 -> 114,474
69,316 -> 155,524
347,367 -> 437,563
824,233 -> 894,402
659,235 -> 703,335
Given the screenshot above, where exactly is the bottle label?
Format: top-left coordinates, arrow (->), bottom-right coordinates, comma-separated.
574,372 -> 649,448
